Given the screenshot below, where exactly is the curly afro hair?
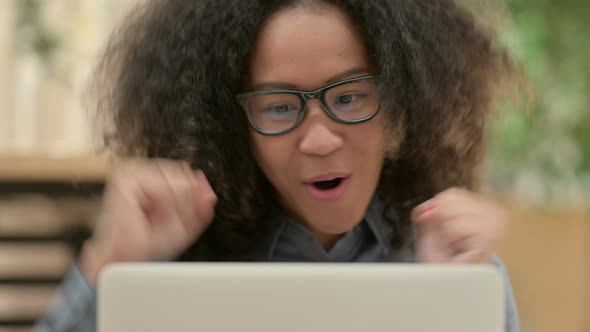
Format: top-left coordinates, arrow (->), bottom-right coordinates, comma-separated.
91,0 -> 514,260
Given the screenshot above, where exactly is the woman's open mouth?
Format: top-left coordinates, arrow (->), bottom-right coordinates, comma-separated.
305,175 -> 350,200
313,178 -> 344,190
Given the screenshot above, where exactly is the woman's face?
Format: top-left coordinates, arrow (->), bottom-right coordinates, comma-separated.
246,5 -> 387,248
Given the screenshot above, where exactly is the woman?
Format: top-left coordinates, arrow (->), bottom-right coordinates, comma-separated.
35,0 -> 519,331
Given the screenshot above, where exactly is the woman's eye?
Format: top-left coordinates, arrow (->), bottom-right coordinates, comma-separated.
260,104 -> 299,120
337,95 -> 355,104
268,105 -> 294,113
334,93 -> 370,105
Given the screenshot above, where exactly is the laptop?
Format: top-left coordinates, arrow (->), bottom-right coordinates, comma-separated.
98,263 -> 504,332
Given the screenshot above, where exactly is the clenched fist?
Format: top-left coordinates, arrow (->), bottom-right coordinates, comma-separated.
413,187 -> 507,264
80,159 -> 217,284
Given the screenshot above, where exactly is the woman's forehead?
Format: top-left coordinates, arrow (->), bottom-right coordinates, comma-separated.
246,5 -> 373,91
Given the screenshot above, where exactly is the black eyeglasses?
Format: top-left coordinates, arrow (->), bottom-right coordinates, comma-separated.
236,75 -> 380,136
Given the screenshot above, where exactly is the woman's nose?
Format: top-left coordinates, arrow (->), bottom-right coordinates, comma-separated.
298,102 -> 343,156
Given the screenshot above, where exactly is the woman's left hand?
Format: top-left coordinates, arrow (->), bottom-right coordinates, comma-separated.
412,187 -> 507,264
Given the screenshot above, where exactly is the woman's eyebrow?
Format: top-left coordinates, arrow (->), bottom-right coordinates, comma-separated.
252,67 -> 369,91
325,68 -> 368,84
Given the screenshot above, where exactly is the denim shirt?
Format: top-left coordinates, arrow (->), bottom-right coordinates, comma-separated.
34,199 -> 520,332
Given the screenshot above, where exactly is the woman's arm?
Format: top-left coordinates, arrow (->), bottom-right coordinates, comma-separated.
492,256 -> 521,332
33,265 -> 97,332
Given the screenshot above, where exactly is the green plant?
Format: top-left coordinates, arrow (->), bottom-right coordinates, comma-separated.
15,0 -> 60,62
487,0 -> 590,206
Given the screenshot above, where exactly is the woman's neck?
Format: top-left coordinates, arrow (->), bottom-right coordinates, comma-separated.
313,230 -> 345,252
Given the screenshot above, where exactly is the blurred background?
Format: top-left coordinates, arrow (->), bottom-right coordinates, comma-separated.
0,0 -> 587,331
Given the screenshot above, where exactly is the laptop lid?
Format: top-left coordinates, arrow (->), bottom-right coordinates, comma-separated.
98,263 -> 504,332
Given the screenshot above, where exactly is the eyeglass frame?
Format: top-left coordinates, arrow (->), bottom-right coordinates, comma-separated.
235,75 -> 381,136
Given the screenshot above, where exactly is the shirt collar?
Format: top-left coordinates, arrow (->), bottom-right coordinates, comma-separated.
253,197 -> 397,261
364,197 -> 396,249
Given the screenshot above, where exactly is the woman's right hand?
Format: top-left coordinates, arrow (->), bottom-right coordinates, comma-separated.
79,159 -> 218,285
